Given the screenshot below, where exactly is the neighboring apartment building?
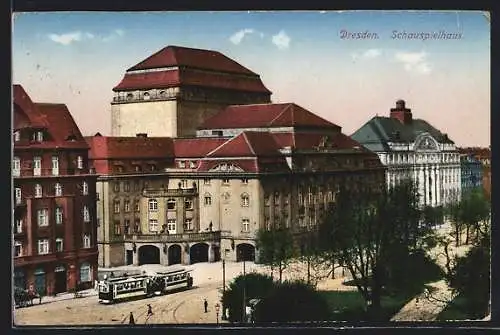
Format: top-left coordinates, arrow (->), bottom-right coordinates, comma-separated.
351,100 -> 462,207
459,151 -> 483,195
111,45 -> 271,138
459,147 -> 491,199
88,103 -> 386,267
13,85 -> 98,296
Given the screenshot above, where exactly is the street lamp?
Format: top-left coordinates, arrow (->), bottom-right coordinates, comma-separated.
222,248 -> 230,320
215,303 -> 220,326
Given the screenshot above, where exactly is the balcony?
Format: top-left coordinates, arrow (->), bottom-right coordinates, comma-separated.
127,231 -> 220,243
142,187 -> 198,198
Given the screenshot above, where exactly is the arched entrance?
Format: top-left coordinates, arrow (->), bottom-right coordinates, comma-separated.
138,245 -> 160,265
190,243 -> 209,264
168,244 -> 182,265
236,243 -> 255,262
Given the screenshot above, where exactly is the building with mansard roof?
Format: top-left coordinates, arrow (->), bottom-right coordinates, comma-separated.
351,99 -> 462,208
13,85 -> 99,296
111,45 -> 271,138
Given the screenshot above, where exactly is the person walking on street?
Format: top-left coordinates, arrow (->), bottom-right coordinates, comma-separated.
129,312 -> 135,325
204,299 -> 208,313
147,304 -> 153,317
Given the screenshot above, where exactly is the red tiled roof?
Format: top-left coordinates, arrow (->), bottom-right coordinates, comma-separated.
113,68 -> 271,93
13,85 -> 49,129
127,45 -> 257,75
271,132 -> 369,152
85,135 -> 175,160
34,103 -> 89,149
197,157 -> 289,173
458,147 -> 491,159
173,137 -> 228,158
199,103 -> 341,130
206,131 -> 282,158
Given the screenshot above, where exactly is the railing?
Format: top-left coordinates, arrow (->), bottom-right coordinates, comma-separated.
128,231 -> 221,243
142,188 -> 197,197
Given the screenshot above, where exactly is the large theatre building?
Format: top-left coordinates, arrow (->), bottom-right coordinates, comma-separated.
89,45 -> 386,268
13,85 -> 99,295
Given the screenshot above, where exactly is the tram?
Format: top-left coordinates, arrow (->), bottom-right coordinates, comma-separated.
98,267 -> 193,304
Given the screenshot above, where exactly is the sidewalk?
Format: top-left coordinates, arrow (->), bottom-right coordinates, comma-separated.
32,289 -> 98,306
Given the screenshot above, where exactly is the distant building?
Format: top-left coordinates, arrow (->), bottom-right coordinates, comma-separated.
459,152 -> 483,195
459,147 -> 491,199
351,99 -> 462,207
111,45 -> 271,138
88,103 -> 386,267
13,85 -> 99,295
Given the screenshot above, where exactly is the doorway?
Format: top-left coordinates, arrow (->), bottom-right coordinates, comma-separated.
126,250 -> 133,265
54,266 -> 67,294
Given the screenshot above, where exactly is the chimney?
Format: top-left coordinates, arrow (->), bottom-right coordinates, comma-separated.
390,99 -> 412,124
136,133 -> 148,138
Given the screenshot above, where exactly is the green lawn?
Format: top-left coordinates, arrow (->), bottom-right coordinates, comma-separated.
436,293 -> 489,321
319,289 -> 417,321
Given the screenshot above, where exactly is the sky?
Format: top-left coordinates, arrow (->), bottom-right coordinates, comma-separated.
12,11 -> 490,147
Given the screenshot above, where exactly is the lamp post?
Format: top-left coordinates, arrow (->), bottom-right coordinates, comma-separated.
221,248 -> 229,320
242,251 -> 246,323
215,303 -> 220,326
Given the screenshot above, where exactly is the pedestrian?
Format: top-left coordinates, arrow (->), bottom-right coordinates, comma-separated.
204,299 -> 208,313
147,304 -> 153,316
129,312 -> 135,325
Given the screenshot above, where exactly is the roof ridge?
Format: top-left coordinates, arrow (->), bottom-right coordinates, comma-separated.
269,103 -> 293,126
242,132 -> 257,156
205,134 -> 239,156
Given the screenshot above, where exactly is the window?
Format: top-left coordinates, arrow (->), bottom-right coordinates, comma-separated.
179,161 -> 186,168
82,181 -> 88,195
55,207 -> 63,224
242,218 -> 250,232
37,208 -> 48,226
185,199 -> 193,210
204,178 -> 211,185
134,199 -> 140,212
149,164 -> 156,171
134,165 -> 142,172
37,239 -> 49,255
14,131 -> 21,142
167,199 -> 176,210
77,156 -> 83,169
148,199 -> 158,211
189,161 -> 196,168
241,194 -> 250,207
124,199 -> 131,212
124,219 -> 130,235
204,194 -> 212,206
113,222 -> 121,236
149,219 -> 159,233
113,182 -> 120,192
83,205 -> 90,222
55,238 -> 64,252
96,192 -> 100,200
83,234 -> 91,248
143,92 -> 150,100
34,184 -> 43,198
134,219 -> 140,233
181,180 -> 188,188
14,241 -> 22,257
114,200 -> 120,213
36,131 -> 44,142
127,93 -> 133,100
222,178 -> 230,185
134,181 -> 141,191
54,183 -> 62,196
241,178 -> 249,184
33,156 -> 41,176
124,182 -> 130,192
13,157 -> 20,177
167,219 -> 176,234
15,219 -> 23,233
184,218 -> 193,231
52,156 -> 59,176
79,263 -> 92,283
15,187 -> 22,205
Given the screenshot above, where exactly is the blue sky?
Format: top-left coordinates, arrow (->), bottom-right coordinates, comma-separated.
12,11 -> 490,146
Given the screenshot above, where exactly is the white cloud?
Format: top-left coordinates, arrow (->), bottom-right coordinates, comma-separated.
352,48 -> 382,61
48,32 -> 83,45
394,51 -> 432,75
230,28 -> 255,45
272,30 -> 291,50
48,29 -> 125,45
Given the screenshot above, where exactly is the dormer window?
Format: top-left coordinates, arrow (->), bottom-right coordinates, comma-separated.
179,161 -> 186,168
126,93 -> 134,101
31,130 -> 44,142
134,165 -> 142,172
189,161 -> 196,169
77,156 -> 83,169
143,92 -> 150,100
14,131 -> 20,142
149,164 -> 156,171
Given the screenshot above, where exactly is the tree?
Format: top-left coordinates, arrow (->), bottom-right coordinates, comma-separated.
317,181 -> 432,317
254,280 -> 331,322
256,226 -> 296,283
221,273 -> 275,323
459,189 -> 490,245
445,195 -> 463,247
